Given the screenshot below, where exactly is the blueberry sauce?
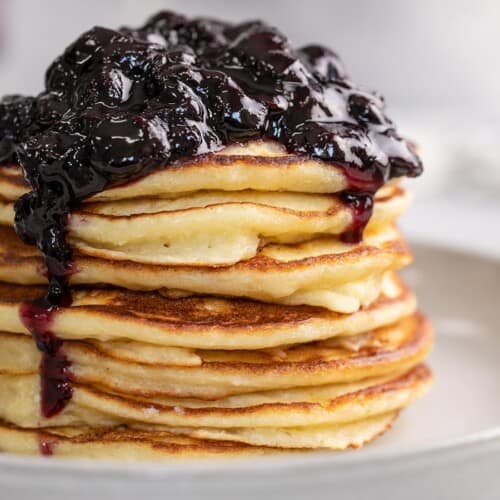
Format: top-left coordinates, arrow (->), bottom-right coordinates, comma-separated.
340,192 -> 374,243
38,437 -> 56,456
0,11 -> 422,418
19,300 -> 73,418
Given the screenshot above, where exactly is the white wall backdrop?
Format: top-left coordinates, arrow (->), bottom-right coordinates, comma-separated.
0,0 -> 498,119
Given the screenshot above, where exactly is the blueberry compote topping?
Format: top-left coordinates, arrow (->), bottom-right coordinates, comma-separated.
0,11 -> 422,418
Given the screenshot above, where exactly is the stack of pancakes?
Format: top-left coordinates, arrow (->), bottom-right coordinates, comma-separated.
0,141 -> 433,459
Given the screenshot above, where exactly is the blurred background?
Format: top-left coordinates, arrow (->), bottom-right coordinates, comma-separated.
0,0 -> 499,254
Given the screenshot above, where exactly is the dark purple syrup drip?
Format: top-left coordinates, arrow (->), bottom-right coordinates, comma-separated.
19,300 -> 73,418
0,12 -> 422,417
340,192 -> 374,243
39,437 -> 55,456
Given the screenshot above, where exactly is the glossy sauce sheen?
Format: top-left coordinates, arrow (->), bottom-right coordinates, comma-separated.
0,11 -> 422,418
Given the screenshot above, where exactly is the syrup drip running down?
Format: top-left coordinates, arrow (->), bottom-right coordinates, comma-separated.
0,11 -> 423,419
340,192 -> 374,244
19,300 -> 73,418
38,437 -> 56,456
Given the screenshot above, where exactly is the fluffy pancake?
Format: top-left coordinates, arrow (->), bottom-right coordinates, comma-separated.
0,185 -> 409,266
0,165 -> 26,202
0,274 -> 416,349
0,364 -> 431,442
0,412 -> 397,457
0,313 -> 432,399
0,224 -> 411,311
0,141 -> 352,204
0,423 -> 278,459
71,185 -> 408,266
170,412 -> 399,449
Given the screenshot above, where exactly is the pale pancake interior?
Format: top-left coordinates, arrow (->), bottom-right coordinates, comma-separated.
0,223 -> 412,311
0,183 -> 408,266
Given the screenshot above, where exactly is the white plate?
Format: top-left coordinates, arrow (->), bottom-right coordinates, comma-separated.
1,243 -> 500,500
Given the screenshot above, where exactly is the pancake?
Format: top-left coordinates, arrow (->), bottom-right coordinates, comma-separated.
0,423 -> 278,459
0,224 -> 411,311
0,185 -> 409,266
0,313 -> 432,399
0,412 -> 397,457
0,274 -> 416,349
167,412 -> 399,450
0,141 -> 352,203
0,165 -> 26,202
0,364 -> 430,441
